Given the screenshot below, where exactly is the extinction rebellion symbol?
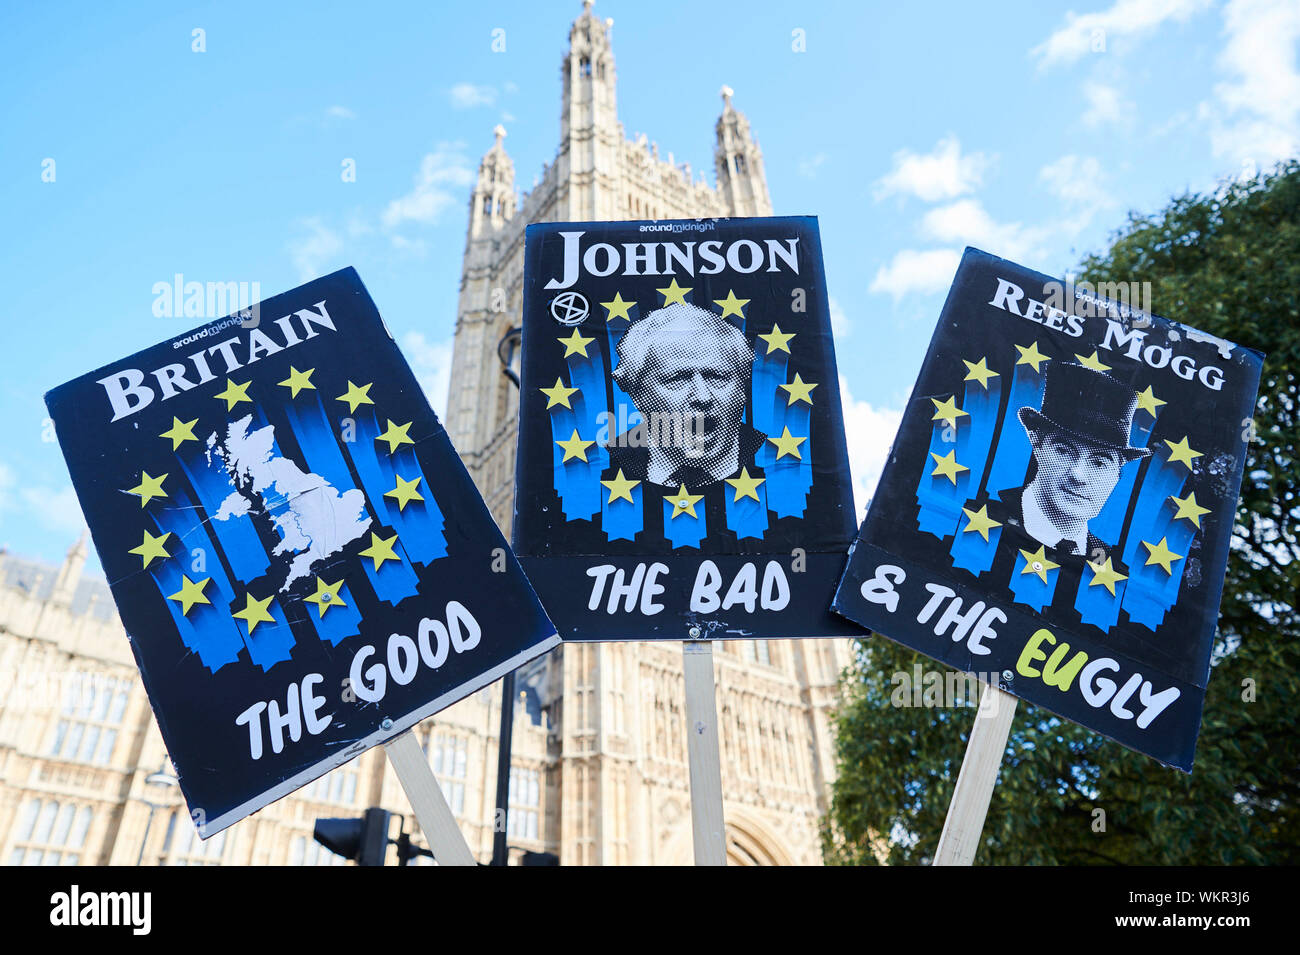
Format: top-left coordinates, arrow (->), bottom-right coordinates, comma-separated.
550,292 -> 589,326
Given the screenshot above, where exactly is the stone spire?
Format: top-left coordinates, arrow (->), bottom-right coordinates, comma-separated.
50,528 -> 88,606
559,1 -> 619,219
714,86 -> 774,217
468,124 -> 515,239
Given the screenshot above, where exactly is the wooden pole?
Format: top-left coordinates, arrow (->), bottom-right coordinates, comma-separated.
384,730 -> 477,867
682,638 -> 727,866
932,683 -> 1018,866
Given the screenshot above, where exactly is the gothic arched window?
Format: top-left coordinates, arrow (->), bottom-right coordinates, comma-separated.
734,154 -> 748,174
579,57 -> 591,77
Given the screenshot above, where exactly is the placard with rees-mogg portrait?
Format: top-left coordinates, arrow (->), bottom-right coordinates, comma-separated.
832,248 -> 1264,770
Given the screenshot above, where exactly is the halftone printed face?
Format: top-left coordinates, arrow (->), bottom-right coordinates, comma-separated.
1029,429 -> 1123,523
637,334 -> 746,464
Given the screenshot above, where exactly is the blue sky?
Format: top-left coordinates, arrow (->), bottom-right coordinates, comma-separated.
2,0 -> 1297,571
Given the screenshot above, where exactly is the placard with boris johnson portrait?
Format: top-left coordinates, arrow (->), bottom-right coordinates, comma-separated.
513,217 -> 862,643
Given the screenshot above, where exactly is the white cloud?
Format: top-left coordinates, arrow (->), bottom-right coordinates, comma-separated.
1039,154 -> 1116,232
19,484 -> 86,537
874,136 -> 993,202
1082,81 -> 1135,127
287,217 -> 344,282
828,296 -> 850,339
382,143 -> 475,229
326,105 -> 356,120
1202,0 -> 1300,169
1040,155 -> 1112,209
402,331 -> 454,419
1033,0 -> 1213,68
869,249 -> 962,301
449,83 -> 497,109
798,153 -> 828,179
920,199 -> 1048,261
839,376 -> 903,517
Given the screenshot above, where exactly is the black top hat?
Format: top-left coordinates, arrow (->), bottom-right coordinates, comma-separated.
1017,362 -> 1150,462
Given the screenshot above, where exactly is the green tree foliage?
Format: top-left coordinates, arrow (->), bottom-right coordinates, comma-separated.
823,161 -> 1300,865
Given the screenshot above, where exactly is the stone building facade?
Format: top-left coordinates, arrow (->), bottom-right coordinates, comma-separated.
0,1 -> 848,868
444,1 -> 849,866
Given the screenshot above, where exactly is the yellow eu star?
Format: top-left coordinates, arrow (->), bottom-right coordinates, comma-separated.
384,474 -> 424,512
779,373 -> 818,406
304,577 -> 347,618
160,416 -> 199,450
336,381 -> 374,413
128,529 -> 171,568
600,292 -> 634,322
713,289 -> 749,318
929,449 -> 968,485
214,378 -> 252,411
127,471 -> 168,507
657,278 -> 691,306
960,504 -> 1001,542
962,357 -> 999,389
930,396 -> 968,429
1142,537 -> 1183,574
725,467 -> 766,503
1163,436 -> 1202,469
1087,556 -> 1128,596
1018,546 -> 1060,584
278,366 -> 316,397
757,324 -> 795,355
601,468 -> 639,504
1075,351 -> 1112,373
358,532 -> 401,569
768,426 -> 807,460
558,328 -> 595,358
233,592 -> 276,634
1170,491 -> 1211,528
167,575 -> 211,615
556,429 -> 595,463
376,419 -> 415,453
1135,385 -> 1165,417
1014,341 -> 1050,372
667,483 -> 704,519
539,377 -> 579,410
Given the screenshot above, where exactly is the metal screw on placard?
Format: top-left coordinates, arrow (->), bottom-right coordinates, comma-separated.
1001,670 -> 1014,682
688,626 -> 702,639
380,718 -> 393,731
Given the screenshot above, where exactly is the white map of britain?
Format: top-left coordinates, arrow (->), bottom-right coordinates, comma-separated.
207,414 -> 372,591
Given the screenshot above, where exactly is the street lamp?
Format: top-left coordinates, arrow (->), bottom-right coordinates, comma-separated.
492,325 -> 523,867
136,759 -> 178,866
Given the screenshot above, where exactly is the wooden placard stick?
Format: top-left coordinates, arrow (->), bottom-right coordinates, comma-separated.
682,636 -> 727,866
932,682 -> 1018,866
384,730 -> 478,867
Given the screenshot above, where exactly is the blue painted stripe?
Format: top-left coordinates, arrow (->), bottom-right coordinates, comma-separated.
950,519 -> 1001,577
600,482 -> 643,542
724,479 -> 769,540
1090,410 -> 1159,546
1075,566 -> 1128,632
147,491 -> 245,673
298,579 -> 362,648
1007,549 -> 1060,613
985,364 -> 1045,500
663,494 -> 707,549
1120,451 -> 1194,631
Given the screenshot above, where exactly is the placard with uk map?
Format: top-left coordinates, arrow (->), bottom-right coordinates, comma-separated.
45,267 -> 558,836
832,248 -> 1265,770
